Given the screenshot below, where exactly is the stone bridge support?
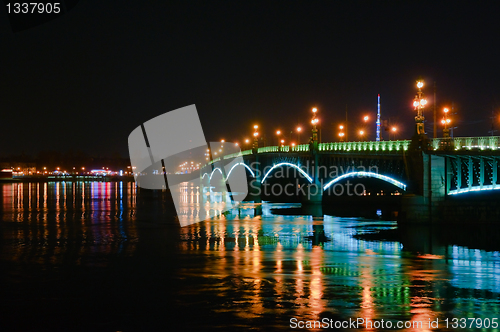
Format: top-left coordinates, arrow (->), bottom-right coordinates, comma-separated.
400,152 -> 446,223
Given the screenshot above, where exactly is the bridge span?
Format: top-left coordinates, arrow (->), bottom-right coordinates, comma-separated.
200,136 -> 500,223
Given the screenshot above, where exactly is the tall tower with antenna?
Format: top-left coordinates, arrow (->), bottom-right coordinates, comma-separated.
376,94 -> 381,141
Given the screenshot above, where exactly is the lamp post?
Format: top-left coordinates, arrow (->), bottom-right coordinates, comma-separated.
311,107 -> 319,143
413,81 -> 427,136
362,115 -> 369,140
253,125 -> 259,149
359,130 -> 365,141
441,108 -> 451,138
339,125 -> 345,142
296,126 -> 302,144
391,126 -> 397,140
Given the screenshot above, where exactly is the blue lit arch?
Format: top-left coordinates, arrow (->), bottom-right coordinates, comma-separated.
323,171 -> 407,191
225,162 -> 255,179
261,162 -> 313,184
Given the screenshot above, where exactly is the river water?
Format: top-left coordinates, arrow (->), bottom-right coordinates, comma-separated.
1,181 -> 499,331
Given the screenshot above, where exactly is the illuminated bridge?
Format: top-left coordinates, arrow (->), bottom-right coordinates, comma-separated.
201,136 -> 500,223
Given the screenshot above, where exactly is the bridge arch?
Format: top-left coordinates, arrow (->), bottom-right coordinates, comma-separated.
323,171 -> 407,191
226,162 -> 255,180
261,162 -> 313,184
201,163 -> 255,182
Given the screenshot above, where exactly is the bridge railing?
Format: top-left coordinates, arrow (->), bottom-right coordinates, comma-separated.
318,140 -> 410,152
430,136 -> 500,151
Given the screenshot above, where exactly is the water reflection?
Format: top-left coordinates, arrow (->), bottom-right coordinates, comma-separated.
0,181 -> 138,266
178,205 -> 500,330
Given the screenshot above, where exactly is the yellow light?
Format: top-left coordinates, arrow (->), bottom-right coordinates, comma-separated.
363,115 -> 369,121
417,81 -> 424,89
235,143 -> 238,146
441,119 -> 446,124
391,127 -> 397,132
220,139 -> 225,143
339,132 -> 344,137
291,143 -> 295,147
447,119 -> 451,123
245,139 -> 249,143
444,108 -> 449,113
297,126 -> 302,132
254,125 -> 258,129
413,101 -> 419,107
359,130 -> 364,135
276,130 -> 281,135
421,99 -> 427,106
281,139 -> 284,143
253,132 -> 258,137
312,107 -> 317,113
339,125 -> 344,130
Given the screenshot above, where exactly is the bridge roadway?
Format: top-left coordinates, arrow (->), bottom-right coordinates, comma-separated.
201,136 -> 500,223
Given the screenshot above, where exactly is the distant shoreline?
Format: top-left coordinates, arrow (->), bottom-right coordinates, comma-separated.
0,175 -> 136,183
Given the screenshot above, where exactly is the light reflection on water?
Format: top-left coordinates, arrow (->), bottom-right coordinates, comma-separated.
0,181 -> 138,265
1,181 -> 500,330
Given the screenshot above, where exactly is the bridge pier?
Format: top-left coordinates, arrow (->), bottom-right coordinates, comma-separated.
400,152 -> 446,223
301,183 -> 323,205
247,155 -> 262,203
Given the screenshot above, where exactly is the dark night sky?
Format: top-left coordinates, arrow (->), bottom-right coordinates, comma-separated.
1,1 -> 500,158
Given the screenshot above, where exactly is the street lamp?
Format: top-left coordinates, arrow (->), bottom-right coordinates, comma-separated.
276,130 -> 282,145
441,107 -> 451,138
391,126 -> 397,140
296,126 -> 302,144
339,125 -> 345,141
253,125 -> 259,149
362,115 -> 369,140
413,80 -> 427,136
359,130 -> 365,141
311,108 -> 319,142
